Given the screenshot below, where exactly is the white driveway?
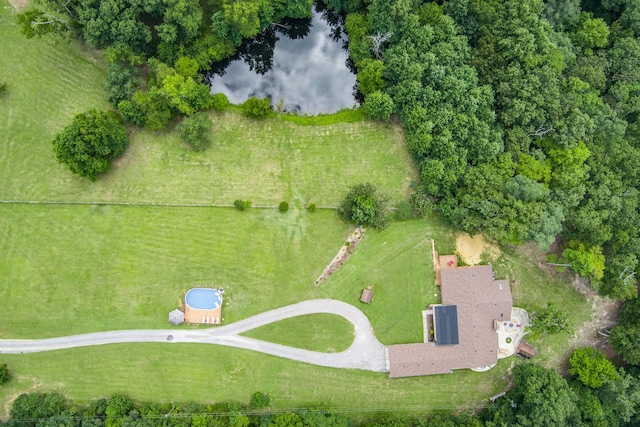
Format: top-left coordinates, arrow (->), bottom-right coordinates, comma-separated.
0,299 -> 388,372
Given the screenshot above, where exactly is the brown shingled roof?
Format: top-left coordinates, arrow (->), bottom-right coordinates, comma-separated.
388,265 -> 512,377
360,289 -> 374,304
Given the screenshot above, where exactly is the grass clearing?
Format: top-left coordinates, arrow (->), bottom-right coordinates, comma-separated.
492,244 -> 592,367
0,3 -> 109,201
0,204 -> 349,338
0,113 -> 415,207
0,3 -> 415,207
242,314 -> 355,352
0,344 -> 507,415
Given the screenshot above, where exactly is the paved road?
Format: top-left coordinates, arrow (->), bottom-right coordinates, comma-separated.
0,299 -> 388,372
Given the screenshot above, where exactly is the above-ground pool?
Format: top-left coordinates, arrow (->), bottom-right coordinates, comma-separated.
185,288 -> 222,310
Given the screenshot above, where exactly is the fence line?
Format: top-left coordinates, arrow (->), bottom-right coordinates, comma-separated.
0,199 -> 338,210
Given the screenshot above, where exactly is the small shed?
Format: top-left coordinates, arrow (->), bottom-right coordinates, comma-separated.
516,341 -> 538,358
360,289 -> 374,304
168,309 -> 185,326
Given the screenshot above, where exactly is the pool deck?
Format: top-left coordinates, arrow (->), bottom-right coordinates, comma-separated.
184,288 -> 223,324
184,305 -> 222,324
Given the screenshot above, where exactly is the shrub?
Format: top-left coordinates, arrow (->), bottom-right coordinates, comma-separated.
411,190 -> 437,216
0,82 -> 7,97
234,199 -> 252,211
278,201 -> 289,212
211,93 -> 230,112
362,91 -> 394,121
117,100 -> 145,126
178,112 -> 213,151
105,61 -> 143,107
337,183 -> 389,229
250,392 -> 270,409
307,203 -> 317,213
242,96 -> 273,118
529,303 -> 572,339
0,363 -> 10,385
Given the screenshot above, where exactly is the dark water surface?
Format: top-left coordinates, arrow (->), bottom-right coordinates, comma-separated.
208,12 -> 356,115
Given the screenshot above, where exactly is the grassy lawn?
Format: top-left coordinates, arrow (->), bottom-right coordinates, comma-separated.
0,344 -> 508,414
0,112 -> 415,207
0,3 -> 110,201
0,204 -> 350,338
0,206 -> 508,415
315,217 -> 456,345
492,244 -> 592,367
242,314 -> 355,352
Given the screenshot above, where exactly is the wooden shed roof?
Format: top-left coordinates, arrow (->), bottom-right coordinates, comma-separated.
360,289 -> 374,304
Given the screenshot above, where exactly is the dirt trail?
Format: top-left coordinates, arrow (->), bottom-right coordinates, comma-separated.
569,276 -> 620,355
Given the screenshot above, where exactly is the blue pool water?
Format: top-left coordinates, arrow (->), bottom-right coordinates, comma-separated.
185,288 -> 222,310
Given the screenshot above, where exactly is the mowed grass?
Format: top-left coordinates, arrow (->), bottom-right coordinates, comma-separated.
0,3 -> 110,200
108,115 -> 415,207
0,203 -> 588,416
242,314 -> 355,352
0,204 -> 350,338
0,344 -> 507,414
315,217 -> 457,345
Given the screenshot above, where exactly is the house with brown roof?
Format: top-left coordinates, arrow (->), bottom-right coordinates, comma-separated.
387,265 -> 523,377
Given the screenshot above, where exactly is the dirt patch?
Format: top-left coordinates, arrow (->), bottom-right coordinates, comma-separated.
570,291 -> 621,354
8,0 -> 27,10
455,233 -> 501,265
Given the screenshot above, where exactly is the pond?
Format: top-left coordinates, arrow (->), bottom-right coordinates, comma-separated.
208,10 -> 357,115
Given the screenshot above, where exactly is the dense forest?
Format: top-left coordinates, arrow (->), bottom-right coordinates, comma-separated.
18,0 -> 640,301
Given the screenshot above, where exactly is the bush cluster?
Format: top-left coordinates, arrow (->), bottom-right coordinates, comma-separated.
178,112 -> 213,151
234,199 -> 252,211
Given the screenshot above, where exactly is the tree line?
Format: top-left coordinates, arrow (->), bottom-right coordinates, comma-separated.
3,355 -> 640,427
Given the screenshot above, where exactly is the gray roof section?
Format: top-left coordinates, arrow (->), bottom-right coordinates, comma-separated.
434,305 -> 459,345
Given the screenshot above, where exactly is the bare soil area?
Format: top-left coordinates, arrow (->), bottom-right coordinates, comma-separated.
8,0 -> 27,10
455,233 -> 501,265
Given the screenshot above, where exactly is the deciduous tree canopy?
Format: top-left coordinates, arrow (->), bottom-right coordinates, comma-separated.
51,110 -> 129,181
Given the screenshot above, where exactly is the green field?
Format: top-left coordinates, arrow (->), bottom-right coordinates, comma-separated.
0,0 -> 591,420
242,314 -> 355,352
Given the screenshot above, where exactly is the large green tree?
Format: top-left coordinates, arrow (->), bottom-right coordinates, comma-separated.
51,110 -> 129,181
337,183 -> 389,229
569,347 -> 620,388
486,364 -> 581,427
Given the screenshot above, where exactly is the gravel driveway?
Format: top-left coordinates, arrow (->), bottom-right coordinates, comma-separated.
0,299 -> 388,372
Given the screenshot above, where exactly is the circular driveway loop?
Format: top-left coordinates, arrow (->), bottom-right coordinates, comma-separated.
0,299 -> 388,372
